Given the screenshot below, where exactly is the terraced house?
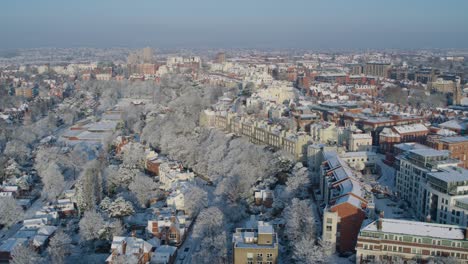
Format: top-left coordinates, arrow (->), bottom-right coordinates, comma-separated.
200,110 -> 311,161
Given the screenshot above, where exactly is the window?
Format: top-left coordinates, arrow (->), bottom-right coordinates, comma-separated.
326,226 -> 332,232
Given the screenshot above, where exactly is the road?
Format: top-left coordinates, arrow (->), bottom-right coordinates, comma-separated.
176,236 -> 197,264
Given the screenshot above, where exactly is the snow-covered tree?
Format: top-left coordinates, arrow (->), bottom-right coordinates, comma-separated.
0,196 -> 24,227
191,230 -> 227,264
48,230 -> 72,264
183,185 -> 208,218
215,176 -> 244,203
121,142 -> 145,169
107,167 -> 139,190
16,174 -> 32,191
292,238 -> 331,264
10,244 -> 43,264
3,140 -> 31,165
283,198 -> 315,241
99,197 -> 113,212
285,163 -> 310,198
4,158 -> 21,179
75,162 -> 104,214
79,210 -> 105,242
100,219 -> 124,241
192,207 -> 227,262
105,197 -> 134,218
41,163 -> 65,201
193,207 -> 225,238
128,173 -> 160,207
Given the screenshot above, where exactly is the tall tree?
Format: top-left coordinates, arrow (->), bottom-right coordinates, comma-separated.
79,210 -> 105,242
48,230 -> 72,264
0,196 -> 24,228
128,174 -> 160,207
41,163 -> 65,201
283,198 -> 316,241
10,244 -> 43,264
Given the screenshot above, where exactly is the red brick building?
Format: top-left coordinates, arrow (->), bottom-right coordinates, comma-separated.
328,199 -> 367,253
427,136 -> 468,168
379,124 -> 429,154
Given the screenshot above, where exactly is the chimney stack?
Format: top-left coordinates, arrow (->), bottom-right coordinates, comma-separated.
122,240 -> 127,255
426,214 -> 431,223
377,211 -> 384,230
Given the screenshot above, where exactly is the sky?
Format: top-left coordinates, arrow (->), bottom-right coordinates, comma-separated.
1,0 -> 468,50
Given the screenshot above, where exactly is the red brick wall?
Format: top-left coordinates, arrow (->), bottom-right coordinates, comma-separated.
331,203 -> 366,253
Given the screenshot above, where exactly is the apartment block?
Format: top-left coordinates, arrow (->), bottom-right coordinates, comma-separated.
356,218 -> 468,263
318,151 -> 369,254
232,221 -> 279,264
363,62 -> 391,78
395,148 -> 468,226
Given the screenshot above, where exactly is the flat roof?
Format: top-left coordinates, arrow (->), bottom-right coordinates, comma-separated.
409,148 -> 449,157
362,219 -> 466,240
428,167 -> 468,183
440,136 -> 468,144
394,142 -> 430,152
341,151 -> 377,158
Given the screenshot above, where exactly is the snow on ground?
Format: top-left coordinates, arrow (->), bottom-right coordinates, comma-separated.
330,254 -> 354,264
375,156 -> 396,192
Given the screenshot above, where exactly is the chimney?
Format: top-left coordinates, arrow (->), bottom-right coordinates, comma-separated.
377,211 -> 384,230
426,214 -> 431,223
121,240 -> 127,255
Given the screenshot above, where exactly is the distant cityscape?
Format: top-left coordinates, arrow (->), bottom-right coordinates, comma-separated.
0,46 -> 468,264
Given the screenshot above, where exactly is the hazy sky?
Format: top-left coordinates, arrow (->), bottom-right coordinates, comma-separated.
1,0 -> 468,49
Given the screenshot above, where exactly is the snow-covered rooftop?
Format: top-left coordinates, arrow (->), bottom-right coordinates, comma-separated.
258,221 -> 273,234
362,219 -> 466,240
351,133 -> 372,139
428,167 -> 468,183
393,123 -> 428,134
439,136 -> 468,144
409,148 -> 449,157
